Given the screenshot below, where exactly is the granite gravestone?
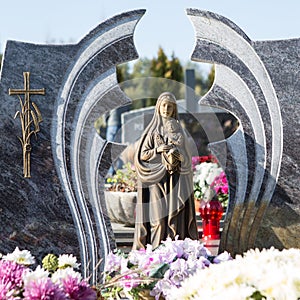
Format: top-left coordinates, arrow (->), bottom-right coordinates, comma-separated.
0,9 -> 145,282
0,5 -> 299,284
187,9 -> 300,254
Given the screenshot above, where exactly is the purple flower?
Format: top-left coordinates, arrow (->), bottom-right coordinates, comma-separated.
210,171 -> 228,195
162,237 -> 210,260
23,277 -> 67,300
151,258 -> 199,299
62,276 -> 96,300
0,260 -> 26,293
197,256 -> 211,267
165,259 -> 194,286
151,279 -> 172,300
160,237 -> 185,259
104,252 -> 123,273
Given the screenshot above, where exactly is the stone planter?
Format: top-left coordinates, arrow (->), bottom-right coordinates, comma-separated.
104,191 -> 137,226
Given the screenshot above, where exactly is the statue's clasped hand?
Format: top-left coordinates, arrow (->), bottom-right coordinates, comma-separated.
170,150 -> 184,162
156,144 -> 173,153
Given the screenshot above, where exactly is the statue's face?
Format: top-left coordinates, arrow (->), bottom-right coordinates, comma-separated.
159,100 -> 174,118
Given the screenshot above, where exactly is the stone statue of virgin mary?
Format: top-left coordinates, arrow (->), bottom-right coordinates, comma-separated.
133,92 -> 198,249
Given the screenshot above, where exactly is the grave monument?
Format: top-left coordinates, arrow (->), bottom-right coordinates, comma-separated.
0,7 -> 299,283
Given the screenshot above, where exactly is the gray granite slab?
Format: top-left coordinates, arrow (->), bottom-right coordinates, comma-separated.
187,8 -> 300,254
0,9 -> 145,282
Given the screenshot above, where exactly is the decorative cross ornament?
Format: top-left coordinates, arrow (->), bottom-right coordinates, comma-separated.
8,72 -> 45,178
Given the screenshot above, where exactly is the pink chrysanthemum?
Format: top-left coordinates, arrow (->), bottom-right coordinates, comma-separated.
0,260 -> 26,296
211,171 -> 228,194
62,276 -> 96,300
0,281 -> 15,300
23,277 -> 67,300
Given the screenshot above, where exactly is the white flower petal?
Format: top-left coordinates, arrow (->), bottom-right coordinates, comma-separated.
3,247 -> 35,265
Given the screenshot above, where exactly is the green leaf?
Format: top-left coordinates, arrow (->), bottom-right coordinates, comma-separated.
149,263 -> 169,278
249,291 -> 267,300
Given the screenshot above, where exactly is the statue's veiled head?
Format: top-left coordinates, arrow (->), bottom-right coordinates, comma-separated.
155,92 -> 179,120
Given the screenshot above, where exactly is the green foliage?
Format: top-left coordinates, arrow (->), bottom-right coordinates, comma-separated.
117,47 -> 185,108
150,47 -> 168,77
147,47 -> 184,105
96,47 -> 214,132
106,162 -> 137,192
150,48 -> 183,83
149,263 -> 170,279
116,47 -> 214,110
101,283 -> 124,300
117,62 -> 132,82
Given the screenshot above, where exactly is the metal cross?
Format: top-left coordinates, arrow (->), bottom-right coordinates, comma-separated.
9,72 -> 45,178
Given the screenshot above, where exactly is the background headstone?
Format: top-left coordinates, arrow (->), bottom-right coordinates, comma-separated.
121,100 -> 237,148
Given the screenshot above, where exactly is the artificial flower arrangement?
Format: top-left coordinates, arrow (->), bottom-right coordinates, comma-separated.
100,237 -> 232,300
0,247 -> 97,299
100,240 -> 300,300
168,247 -> 300,300
192,155 -> 229,208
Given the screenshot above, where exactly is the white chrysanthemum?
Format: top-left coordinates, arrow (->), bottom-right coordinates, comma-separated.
170,248 -> 300,300
51,267 -> 82,285
3,247 -> 35,265
58,253 -> 80,269
193,162 -> 223,200
23,265 -> 49,286
194,162 -> 222,185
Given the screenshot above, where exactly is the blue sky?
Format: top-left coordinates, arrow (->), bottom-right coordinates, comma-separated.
1,0 -> 299,66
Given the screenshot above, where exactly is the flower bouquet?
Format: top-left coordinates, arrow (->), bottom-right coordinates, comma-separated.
192,156 -> 228,208
168,247 -> 300,300
0,247 -> 97,299
100,237 -> 232,299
